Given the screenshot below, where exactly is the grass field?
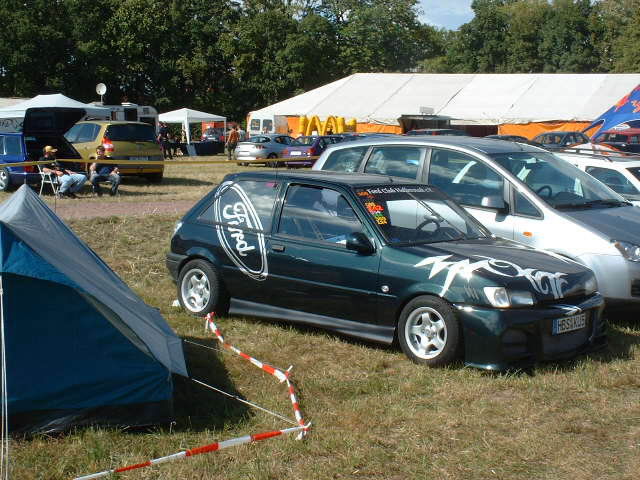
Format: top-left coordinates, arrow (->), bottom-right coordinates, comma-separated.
5,160 -> 640,479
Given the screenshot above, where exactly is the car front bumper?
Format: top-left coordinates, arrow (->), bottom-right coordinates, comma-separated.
576,253 -> 640,307
455,293 -> 606,371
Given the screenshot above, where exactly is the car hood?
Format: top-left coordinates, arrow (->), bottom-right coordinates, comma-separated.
562,205 -> 640,244
402,238 -> 591,302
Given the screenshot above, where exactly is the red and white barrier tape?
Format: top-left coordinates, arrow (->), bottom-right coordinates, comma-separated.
75,313 -> 310,478
204,313 -> 309,438
74,425 -> 306,480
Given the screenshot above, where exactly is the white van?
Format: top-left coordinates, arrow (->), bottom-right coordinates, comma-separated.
313,136 -> 640,309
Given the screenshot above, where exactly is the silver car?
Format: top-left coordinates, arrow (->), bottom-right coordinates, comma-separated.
234,133 -> 297,166
313,136 -> 640,309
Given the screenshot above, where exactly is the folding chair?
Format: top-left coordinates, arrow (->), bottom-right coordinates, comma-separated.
37,165 -> 60,196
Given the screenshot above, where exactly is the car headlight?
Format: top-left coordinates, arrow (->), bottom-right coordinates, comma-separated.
612,240 -> 640,262
483,287 -> 535,308
584,275 -> 598,296
173,221 -> 183,234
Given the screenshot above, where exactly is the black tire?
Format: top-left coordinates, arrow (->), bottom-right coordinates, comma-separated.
146,172 -> 163,184
0,168 -> 12,192
266,153 -> 278,168
397,295 -> 461,367
177,259 -> 229,316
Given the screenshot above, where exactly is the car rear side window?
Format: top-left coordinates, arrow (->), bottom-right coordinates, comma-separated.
3,136 -> 21,156
278,185 -> 364,245
105,124 -> 156,142
364,146 -> 422,179
201,179 -> 279,232
428,149 -> 503,208
322,146 -> 368,172
586,166 -> 639,195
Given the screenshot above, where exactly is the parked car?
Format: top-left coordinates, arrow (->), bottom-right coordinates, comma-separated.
405,128 -> 467,136
167,170 -> 605,370
65,120 -> 164,183
532,131 -> 590,150
592,128 -> 640,154
313,136 -> 640,309
554,151 -> 640,205
281,135 -> 344,167
234,134 -> 298,166
485,134 -> 541,146
0,107 -> 83,191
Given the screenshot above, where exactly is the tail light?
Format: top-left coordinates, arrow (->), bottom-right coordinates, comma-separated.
24,165 -> 36,173
102,137 -> 114,153
308,147 -> 317,156
282,149 -> 289,156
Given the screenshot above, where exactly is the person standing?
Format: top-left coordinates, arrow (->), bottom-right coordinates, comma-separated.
225,125 -> 240,161
157,122 -> 172,160
89,145 -> 121,197
40,146 -> 87,198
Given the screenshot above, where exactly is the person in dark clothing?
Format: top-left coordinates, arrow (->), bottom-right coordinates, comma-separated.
157,122 -> 172,159
89,145 -> 120,196
40,145 -> 87,198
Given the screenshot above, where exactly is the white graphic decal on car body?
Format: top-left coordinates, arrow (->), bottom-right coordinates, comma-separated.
415,255 -> 568,299
214,181 -> 268,281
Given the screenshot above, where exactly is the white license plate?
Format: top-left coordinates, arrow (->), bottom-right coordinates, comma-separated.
289,151 -> 302,156
129,156 -> 149,161
553,313 -> 587,335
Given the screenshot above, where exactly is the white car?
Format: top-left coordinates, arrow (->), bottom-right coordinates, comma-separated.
554,151 -> 640,206
313,136 -> 640,309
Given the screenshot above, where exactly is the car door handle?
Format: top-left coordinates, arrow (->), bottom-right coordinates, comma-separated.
271,244 -> 285,252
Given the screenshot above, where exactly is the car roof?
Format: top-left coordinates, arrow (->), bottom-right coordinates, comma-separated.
566,154 -> 640,166
319,135 -> 543,155
76,120 -> 153,126
225,170 -> 424,187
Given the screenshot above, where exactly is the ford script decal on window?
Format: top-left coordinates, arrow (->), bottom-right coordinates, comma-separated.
214,181 -> 268,281
415,255 -> 568,299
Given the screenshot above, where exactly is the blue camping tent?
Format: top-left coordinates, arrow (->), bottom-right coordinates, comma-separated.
0,185 -> 188,433
585,84 -> 640,138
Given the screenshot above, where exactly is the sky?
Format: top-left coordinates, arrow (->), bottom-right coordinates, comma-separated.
419,0 -> 475,30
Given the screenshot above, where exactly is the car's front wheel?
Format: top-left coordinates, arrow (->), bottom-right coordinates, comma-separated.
398,295 -> 461,366
178,259 -> 229,316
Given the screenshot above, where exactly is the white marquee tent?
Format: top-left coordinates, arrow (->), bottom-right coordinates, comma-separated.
249,73 -> 640,136
158,108 -> 226,144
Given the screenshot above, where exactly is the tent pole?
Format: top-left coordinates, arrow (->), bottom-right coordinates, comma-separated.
0,274 -> 8,480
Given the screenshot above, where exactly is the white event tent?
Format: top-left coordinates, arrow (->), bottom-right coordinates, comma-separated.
158,108 -> 226,144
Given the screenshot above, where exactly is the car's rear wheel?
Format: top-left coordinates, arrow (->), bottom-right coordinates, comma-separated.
0,168 -> 12,192
398,295 -> 460,366
178,259 -> 229,316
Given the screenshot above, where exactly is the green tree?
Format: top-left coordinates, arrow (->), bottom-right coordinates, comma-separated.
503,0 -> 549,73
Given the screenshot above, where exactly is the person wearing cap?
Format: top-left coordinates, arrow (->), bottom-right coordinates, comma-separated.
40,146 -> 87,199
89,145 -> 120,197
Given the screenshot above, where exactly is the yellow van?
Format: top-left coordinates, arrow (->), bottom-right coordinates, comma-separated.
64,121 -> 164,182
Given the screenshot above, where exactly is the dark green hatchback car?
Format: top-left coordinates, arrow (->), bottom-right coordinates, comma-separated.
167,171 -> 606,370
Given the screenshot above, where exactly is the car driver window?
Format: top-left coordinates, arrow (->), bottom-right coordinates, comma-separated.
363,146 -> 422,179
278,185 -> 364,245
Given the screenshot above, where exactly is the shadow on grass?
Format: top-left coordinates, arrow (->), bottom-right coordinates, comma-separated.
170,336 -> 250,432
122,176 -> 215,187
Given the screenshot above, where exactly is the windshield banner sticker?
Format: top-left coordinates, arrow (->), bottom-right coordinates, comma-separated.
415,255 -> 568,298
214,181 -> 268,281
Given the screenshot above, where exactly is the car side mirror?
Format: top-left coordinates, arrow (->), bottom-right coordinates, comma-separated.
481,195 -> 507,212
346,232 -> 375,255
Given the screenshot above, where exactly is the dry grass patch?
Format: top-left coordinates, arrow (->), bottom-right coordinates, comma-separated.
3,164 -> 640,479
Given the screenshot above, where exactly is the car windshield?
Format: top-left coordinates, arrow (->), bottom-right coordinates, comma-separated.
296,136 -> 316,146
490,151 -> 628,210
354,185 -> 490,245
628,167 -> 640,182
105,124 -> 156,142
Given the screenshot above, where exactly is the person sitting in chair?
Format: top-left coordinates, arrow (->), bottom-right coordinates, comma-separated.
89,145 -> 120,197
40,146 -> 87,199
